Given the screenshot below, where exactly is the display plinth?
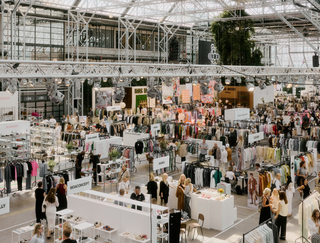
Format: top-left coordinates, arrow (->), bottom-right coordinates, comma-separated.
217,183 -> 231,196
191,189 -> 237,231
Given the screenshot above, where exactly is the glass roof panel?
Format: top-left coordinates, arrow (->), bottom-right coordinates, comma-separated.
35,0 -> 75,9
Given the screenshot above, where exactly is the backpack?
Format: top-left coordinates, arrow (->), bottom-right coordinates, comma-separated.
236,185 -> 242,195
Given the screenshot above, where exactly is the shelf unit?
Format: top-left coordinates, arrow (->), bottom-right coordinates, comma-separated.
54,209 -> 75,242
119,232 -> 150,243
92,225 -> 117,243
0,106 -> 16,122
0,132 -> 31,162
72,222 -> 94,243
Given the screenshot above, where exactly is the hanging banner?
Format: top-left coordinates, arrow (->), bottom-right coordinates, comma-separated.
193,84 -> 201,101
173,77 -> 180,97
95,90 -> 113,109
0,197 -> 10,215
201,81 -> 215,103
68,177 -> 92,196
107,106 -> 121,111
186,83 -> 193,97
79,116 -> 87,126
182,90 -> 190,103
85,133 -> 100,142
162,83 -> 173,104
153,156 -> 170,170
248,132 -> 264,144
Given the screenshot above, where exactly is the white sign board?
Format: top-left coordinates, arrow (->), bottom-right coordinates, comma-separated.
79,116 -> 87,126
224,108 -> 250,122
163,99 -> 173,104
0,120 -> 30,135
248,132 -> 264,144
0,197 -> 10,215
107,106 -> 121,111
94,136 -> 122,159
153,156 -> 170,170
67,176 -> 92,196
151,124 -> 161,132
0,91 -> 19,120
85,133 -> 100,142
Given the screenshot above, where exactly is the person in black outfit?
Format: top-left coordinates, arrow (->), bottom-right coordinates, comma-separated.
159,173 -> 172,206
62,228 -> 77,243
146,174 -> 158,200
75,151 -> 85,179
130,186 -> 145,211
83,124 -> 90,131
100,124 -> 108,134
88,153 -> 101,184
259,188 -> 272,224
298,178 -> 311,199
34,181 -> 46,223
135,141 -> 144,154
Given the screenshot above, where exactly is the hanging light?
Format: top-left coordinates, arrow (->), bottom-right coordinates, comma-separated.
80,79 -> 85,83
65,79 -> 71,87
29,79 -> 36,87
246,83 -> 255,91
20,78 -> 27,85
225,78 -> 231,85
259,81 -> 266,90
214,81 -> 224,93
185,77 -> 189,82
103,77 -> 108,82
286,83 -> 292,88
55,78 -> 62,84
236,77 -> 242,83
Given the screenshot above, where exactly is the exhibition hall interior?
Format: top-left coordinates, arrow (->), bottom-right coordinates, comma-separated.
1,0 -> 320,242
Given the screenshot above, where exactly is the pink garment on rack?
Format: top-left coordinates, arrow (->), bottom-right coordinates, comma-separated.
30,161 -> 39,176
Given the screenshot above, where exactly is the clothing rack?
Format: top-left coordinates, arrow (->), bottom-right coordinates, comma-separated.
183,140 -> 199,161
242,219 -> 276,243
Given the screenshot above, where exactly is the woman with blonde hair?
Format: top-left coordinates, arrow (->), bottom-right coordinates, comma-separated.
259,188 -> 272,224
29,223 -> 45,243
146,174 -> 158,201
180,178 -> 196,217
309,209 -> 320,237
176,174 -> 186,210
56,177 -> 67,211
270,188 -> 280,214
42,188 -> 59,239
159,173 -> 172,206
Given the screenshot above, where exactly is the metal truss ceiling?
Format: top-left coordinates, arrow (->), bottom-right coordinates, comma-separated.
1,60 -> 320,79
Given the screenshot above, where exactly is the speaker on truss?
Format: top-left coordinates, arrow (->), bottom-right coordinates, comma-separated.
168,37 -> 180,62
313,54 -> 319,67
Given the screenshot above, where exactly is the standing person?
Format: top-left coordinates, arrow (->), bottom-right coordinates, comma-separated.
199,139 -> 208,162
89,153 -> 101,185
273,173 -> 281,191
61,115 -> 66,131
311,227 -> 320,243
225,167 -> 237,188
42,188 -> 59,239
160,173 -> 172,206
297,161 -> 307,186
30,224 -> 45,243
49,116 -> 57,127
270,189 -> 280,218
274,191 -> 289,241
66,122 -> 73,133
176,174 -> 186,211
237,147 -> 243,171
55,122 -> 62,138
230,161 -> 237,172
285,175 -> 294,217
248,173 -> 257,205
160,137 -> 168,151
146,174 -> 158,201
298,178 -> 311,199
62,228 -> 77,243
178,141 -> 188,162
119,164 -> 130,182
130,186 -> 145,211
34,182 -> 46,223
75,151 -> 85,179
259,188 -> 272,224
212,143 -> 221,166
309,209 -> 320,237
180,178 -> 196,218
56,177 -> 67,211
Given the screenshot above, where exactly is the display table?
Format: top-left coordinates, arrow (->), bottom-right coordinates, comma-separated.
191,189 -> 237,231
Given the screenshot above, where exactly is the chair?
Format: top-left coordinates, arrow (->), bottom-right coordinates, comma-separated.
180,223 -> 187,243
188,213 -> 204,240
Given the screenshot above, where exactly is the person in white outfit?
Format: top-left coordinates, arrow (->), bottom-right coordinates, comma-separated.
284,175 -> 294,217
220,146 -> 228,172
42,188 -> 59,239
30,224 -> 45,243
309,209 -> 320,237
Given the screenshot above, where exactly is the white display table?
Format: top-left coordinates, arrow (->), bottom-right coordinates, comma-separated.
191,189 -> 237,231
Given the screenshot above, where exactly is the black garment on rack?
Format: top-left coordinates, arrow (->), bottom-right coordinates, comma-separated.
135,141 -> 144,154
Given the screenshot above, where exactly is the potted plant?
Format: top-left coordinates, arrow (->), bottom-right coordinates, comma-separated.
66,142 -> 73,154
48,160 -> 56,172
109,149 -> 121,162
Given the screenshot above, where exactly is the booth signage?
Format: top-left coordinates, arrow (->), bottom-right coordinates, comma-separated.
234,109 -> 250,120
151,124 -> 161,132
153,156 -> 170,170
85,133 -> 99,142
248,132 -> 264,144
0,197 -> 10,215
163,100 -> 173,104
79,116 -> 87,126
107,106 -> 121,111
68,177 -> 92,196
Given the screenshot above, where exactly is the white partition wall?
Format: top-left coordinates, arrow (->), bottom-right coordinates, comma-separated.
0,91 -> 19,121
0,120 -> 30,135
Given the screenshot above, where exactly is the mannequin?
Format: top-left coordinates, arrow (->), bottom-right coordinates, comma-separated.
221,146 -> 228,172
226,144 -> 232,162
212,143 -> 221,167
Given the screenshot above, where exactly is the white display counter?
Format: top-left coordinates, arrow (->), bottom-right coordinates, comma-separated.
0,120 -> 30,135
122,131 -> 150,147
191,189 -> 237,231
94,136 -> 123,159
68,190 -> 168,243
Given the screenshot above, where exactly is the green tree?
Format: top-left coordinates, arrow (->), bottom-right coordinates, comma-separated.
211,10 -> 263,66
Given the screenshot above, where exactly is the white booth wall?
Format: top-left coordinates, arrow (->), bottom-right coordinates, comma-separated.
0,91 -> 19,120
253,85 -> 275,108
